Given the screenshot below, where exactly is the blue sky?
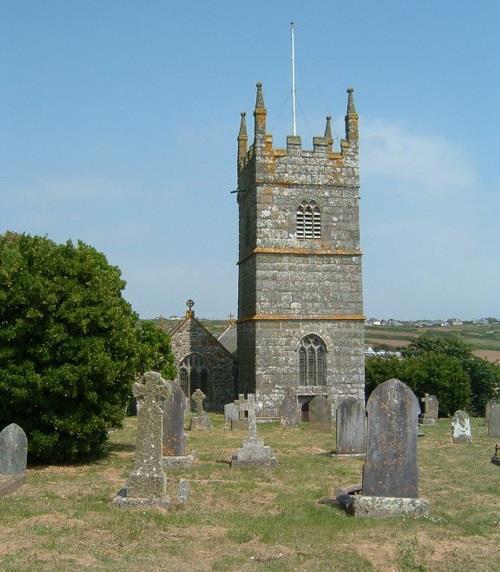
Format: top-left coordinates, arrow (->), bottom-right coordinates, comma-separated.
1,1 -> 499,320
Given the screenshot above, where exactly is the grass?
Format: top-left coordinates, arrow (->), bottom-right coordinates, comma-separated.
1,416 -> 499,571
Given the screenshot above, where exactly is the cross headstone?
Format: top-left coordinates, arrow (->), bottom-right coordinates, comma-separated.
336,398 -> 366,455
240,394 -> 260,441
420,393 -> 439,425
363,378 -> 420,498
488,401 -> 500,438
192,389 -> 206,417
190,388 -> 212,430
451,410 -> 472,444
163,381 -> 187,456
236,394 -> 247,419
126,371 -> 170,499
280,386 -> 299,428
0,423 -> 28,475
309,395 -> 332,430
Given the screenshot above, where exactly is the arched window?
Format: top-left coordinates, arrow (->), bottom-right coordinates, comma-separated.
299,334 -> 327,386
178,353 -> 210,398
297,201 -> 321,239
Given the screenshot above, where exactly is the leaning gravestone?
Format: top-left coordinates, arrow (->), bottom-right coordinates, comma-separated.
335,398 -> 366,455
114,371 -> 171,508
488,401 -> 500,438
163,381 -> 194,468
451,410 -> 472,444
280,386 -> 299,428
420,393 -> 439,425
337,378 -> 429,517
231,394 -> 277,468
189,389 -> 212,430
309,395 -> 332,431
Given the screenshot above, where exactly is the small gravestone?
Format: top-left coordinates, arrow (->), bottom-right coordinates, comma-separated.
189,389 -> 212,430
309,395 -> 332,430
335,398 -> 366,455
451,410 -> 472,444
280,386 -> 299,428
420,393 -> 439,425
336,379 -> 429,517
488,401 -> 500,438
224,402 -> 239,426
231,393 -> 249,430
0,423 -> 28,475
114,371 -> 171,508
231,394 -> 277,468
163,381 -> 195,468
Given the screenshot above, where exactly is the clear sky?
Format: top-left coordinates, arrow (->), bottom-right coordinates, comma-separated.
2,1 -> 499,320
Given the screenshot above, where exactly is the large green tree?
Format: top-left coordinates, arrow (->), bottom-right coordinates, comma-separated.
0,232 -> 142,462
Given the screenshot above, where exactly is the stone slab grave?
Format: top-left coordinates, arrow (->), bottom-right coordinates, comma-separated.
0,423 -> 28,497
114,372 -> 189,508
280,386 -> 299,428
488,401 -> 500,438
334,397 -> 366,456
451,410 -> 472,444
231,394 -> 277,469
224,402 -> 239,427
491,444 -> 500,466
231,393 -> 249,430
419,393 -> 439,425
189,389 -> 212,430
308,395 -> 332,431
163,380 -> 195,469
335,378 -> 429,518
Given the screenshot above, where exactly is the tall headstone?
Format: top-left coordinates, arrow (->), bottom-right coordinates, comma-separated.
488,401 -> 500,438
114,371 -> 171,507
336,398 -> 366,455
485,399 -> 496,426
0,423 -> 28,475
309,395 -> 332,431
280,386 -> 299,428
364,379 -> 420,498
231,394 -> 277,468
189,389 -> 212,430
420,394 -> 439,425
162,381 -> 195,468
451,410 -> 472,444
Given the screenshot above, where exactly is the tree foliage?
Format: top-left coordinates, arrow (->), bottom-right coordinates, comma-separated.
0,232 -> 146,462
136,320 -> 175,381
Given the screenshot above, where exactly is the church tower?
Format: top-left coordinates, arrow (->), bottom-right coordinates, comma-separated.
236,83 -> 365,416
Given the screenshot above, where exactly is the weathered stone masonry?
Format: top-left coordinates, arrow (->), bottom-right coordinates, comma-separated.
236,83 -> 365,415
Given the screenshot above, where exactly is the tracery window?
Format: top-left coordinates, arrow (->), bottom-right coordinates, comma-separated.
296,201 -> 321,239
299,334 -> 327,386
178,353 -> 209,398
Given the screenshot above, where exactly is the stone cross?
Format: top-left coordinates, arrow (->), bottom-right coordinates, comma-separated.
0,423 -> 28,475
127,371 -> 170,499
192,388 -> 206,417
363,378 -> 420,498
235,393 -> 247,419
240,394 -> 261,440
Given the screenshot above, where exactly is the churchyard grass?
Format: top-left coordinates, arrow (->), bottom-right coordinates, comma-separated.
0,416 -> 498,571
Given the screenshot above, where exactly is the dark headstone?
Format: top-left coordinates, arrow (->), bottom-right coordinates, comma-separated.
336,398 -> 366,455
420,394 -> 438,425
363,378 -> 420,498
308,395 -> 332,430
280,386 -> 299,428
163,381 -> 187,456
488,401 -> 500,438
0,423 -> 28,475
451,410 -> 472,443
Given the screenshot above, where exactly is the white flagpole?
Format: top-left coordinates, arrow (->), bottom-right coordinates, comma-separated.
291,22 -> 297,136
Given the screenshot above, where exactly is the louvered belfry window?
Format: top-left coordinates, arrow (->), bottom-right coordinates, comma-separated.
297,201 -> 321,239
299,334 -> 327,386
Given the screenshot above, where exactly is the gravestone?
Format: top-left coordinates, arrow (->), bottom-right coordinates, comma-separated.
231,393 -> 249,430
335,398 -> 366,455
0,423 -> 28,475
280,386 -> 299,428
488,401 -> 500,438
224,402 -> 239,426
420,393 -> 439,425
451,410 -> 472,443
485,399 -> 496,426
336,379 -> 429,517
308,395 -> 332,430
114,371 -> 171,508
231,394 -> 277,468
189,389 -> 212,430
163,381 -> 194,468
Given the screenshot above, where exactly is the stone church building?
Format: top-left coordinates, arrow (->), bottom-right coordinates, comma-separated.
236,82 -> 365,416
